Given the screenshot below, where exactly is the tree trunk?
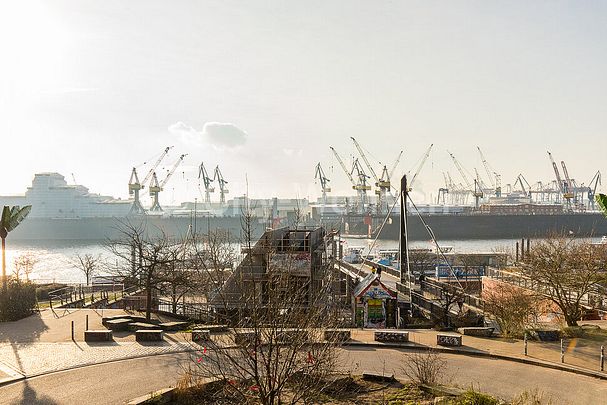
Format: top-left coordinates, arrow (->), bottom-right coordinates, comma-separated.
1,237 -> 6,291
145,273 -> 152,321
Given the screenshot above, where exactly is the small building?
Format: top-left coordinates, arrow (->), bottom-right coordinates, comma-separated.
353,272 -> 397,328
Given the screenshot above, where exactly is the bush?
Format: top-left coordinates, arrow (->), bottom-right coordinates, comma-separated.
35,283 -> 67,301
0,280 -> 37,321
453,389 -> 498,405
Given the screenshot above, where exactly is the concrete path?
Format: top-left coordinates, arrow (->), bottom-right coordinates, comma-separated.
1,347 -> 607,405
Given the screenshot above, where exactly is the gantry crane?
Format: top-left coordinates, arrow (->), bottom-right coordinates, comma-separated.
198,162 -> 215,203
149,153 -> 187,212
330,146 -> 371,214
350,137 -> 389,214
214,166 -> 229,204
128,146 -> 173,215
560,160 -> 575,203
314,163 -> 331,206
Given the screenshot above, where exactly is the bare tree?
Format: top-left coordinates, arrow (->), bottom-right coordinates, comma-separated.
106,220 -> 186,321
521,236 -> 607,326
13,253 -> 39,282
482,283 -> 539,337
72,253 -> 102,286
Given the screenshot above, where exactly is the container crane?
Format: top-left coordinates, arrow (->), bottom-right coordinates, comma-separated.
198,162 -> 215,203
330,146 -> 371,213
314,163 -> 331,206
214,166 -> 229,204
128,146 -> 173,215
351,158 -> 372,213
149,153 -> 186,212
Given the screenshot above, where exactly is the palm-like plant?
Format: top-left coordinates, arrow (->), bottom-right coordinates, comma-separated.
597,194 -> 607,218
1,205 -> 32,290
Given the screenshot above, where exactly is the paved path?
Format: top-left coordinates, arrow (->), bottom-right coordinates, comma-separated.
1,347 -> 606,405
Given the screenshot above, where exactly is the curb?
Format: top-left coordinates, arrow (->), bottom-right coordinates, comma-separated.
343,341 -> 607,381
0,362 -> 25,388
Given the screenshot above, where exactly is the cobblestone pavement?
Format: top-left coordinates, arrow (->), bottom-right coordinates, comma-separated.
0,341 -> 197,377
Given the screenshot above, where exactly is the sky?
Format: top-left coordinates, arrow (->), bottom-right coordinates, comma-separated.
1,1 -> 606,206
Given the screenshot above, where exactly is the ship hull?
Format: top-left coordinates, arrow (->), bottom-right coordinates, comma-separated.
8,216 -> 267,241
336,212 -> 607,240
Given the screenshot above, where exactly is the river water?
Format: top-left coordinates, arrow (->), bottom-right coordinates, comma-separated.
4,236 -> 603,284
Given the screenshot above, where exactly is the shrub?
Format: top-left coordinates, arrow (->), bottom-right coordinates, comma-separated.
0,280 -> 37,321
401,349 -> 447,386
35,283 -> 67,301
453,389 -> 498,405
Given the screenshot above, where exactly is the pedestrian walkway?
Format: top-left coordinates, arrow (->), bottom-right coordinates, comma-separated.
350,327 -> 607,375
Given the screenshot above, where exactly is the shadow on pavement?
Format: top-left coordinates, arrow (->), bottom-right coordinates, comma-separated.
9,380 -> 59,405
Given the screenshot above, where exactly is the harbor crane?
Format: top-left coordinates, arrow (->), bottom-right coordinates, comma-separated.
514,174 -> 532,198
314,163 -> 331,206
560,160 -> 575,203
128,146 -> 173,215
350,137 -> 389,214
149,153 -> 186,212
408,144 -> 433,190
214,166 -> 229,204
330,146 -> 371,214
477,146 -> 501,197
198,162 -> 215,203
547,151 -> 569,208
587,171 -> 601,210
448,150 -> 483,208
388,150 -> 403,182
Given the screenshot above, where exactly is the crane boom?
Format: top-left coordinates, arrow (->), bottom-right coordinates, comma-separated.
409,144 -> 433,189
560,161 -> 574,197
477,146 -> 496,188
350,137 -> 379,183
330,147 -> 356,187
314,163 -> 331,192
160,154 -> 187,188
547,151 -> 565,194
142,146 -> 173,186
388,150 -> 403,181
447,151 -> 473,190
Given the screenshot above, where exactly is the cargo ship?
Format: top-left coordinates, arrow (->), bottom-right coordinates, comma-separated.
0,173 -> 296,241
317,203 -> 607,241
2,172 -> 606,241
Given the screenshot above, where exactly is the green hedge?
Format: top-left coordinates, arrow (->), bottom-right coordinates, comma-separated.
0,280 -> 37,321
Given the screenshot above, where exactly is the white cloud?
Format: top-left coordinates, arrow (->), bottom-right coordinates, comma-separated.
201,122 -> 247,149
168,121 -> 247,149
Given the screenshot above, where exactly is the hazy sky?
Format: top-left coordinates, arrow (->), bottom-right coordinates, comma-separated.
1,1 -> 606,206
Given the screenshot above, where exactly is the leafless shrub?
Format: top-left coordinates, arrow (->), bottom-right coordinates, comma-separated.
401,349 -> 447,386
511,388 -> 555,405
482,283 -> 539,337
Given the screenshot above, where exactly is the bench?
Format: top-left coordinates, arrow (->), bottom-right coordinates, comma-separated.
159,321 -> 189,331
362,371 -> 395,382
192,329 -> 211,343
199,324 -> 228,333
437,334 -> 462,347
84,330 -> 113,342
457,327 -> 494,337
135,329 -> 164,342
324,329 -> 351,343
374,330 -> 409,343
234,331 -> 258,346
105,319 -> 132,332
276,329 -> 308,344
128,322 -> 160,332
